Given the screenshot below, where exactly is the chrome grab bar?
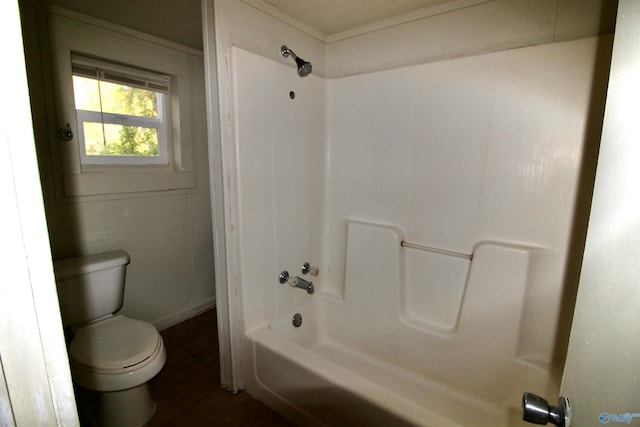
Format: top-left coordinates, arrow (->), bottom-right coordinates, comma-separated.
400,240 -> 472,261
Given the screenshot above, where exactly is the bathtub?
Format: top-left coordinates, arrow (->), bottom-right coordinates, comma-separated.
248,304 -> 501,426
242,223 -> 560,427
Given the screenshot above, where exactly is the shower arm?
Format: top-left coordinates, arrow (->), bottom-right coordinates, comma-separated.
280,45 -> 296,60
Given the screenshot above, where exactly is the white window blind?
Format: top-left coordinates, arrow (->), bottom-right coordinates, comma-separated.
71,54 -> 170,94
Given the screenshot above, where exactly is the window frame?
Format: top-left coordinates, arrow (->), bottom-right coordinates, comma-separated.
48,12 -> 197,197
74,94 -> 170,166
71,55 -> 172,166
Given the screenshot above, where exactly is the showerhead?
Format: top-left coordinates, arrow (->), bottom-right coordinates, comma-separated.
281,45 -> 312,77
294,56 -> 313,78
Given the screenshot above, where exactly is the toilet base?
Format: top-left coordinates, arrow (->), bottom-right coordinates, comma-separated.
78,383 -> 156,427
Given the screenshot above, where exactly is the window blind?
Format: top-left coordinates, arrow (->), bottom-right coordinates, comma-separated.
71,54 -> 170,94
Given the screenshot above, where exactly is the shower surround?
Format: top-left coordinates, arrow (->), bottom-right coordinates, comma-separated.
206,1 -> 609,423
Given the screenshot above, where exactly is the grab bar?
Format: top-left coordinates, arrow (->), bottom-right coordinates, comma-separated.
400,241 -> 472,261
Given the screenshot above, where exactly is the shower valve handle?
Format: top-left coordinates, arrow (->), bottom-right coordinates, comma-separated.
279,271 -> 290,284
302,262 -> 319,277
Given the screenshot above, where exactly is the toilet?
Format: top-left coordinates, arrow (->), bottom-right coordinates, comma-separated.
54,250 -> 166,427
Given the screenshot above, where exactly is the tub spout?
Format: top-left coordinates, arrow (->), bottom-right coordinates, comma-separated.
279,271 -> 314,294
291,276 -> 314,294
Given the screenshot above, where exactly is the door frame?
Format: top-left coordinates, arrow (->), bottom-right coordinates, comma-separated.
0,0 -> 79,424
560,1 -> 640,425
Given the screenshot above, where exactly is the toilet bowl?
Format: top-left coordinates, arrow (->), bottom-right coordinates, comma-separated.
54,250 -> 166,427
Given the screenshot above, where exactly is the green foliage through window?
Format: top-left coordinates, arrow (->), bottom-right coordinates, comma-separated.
73,75 -> 163,158
82,123 -> 159,156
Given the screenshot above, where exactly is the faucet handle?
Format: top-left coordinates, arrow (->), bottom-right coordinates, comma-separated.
279,271 -> 289,284
278,271 -> 301,288
302,262 -> 319,277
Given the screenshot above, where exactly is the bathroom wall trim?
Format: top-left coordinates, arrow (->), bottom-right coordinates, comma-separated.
237,0 -> 326,42
154,298 -> 216,332
237,0 -> 490,43
325,0 -> 491,43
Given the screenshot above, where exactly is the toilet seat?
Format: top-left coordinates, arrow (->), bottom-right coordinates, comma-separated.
69,315 -> 166,391
71,315 -> 159,370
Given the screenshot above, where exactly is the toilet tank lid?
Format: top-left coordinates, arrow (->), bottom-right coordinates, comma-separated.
54,250 -> 130,279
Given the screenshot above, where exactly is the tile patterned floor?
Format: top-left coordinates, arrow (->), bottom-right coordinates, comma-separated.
147,309 -> 293,426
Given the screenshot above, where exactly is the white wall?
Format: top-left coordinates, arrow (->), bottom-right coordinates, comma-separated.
224,0 -> 616,79
326,0 -> 617,77
20,4 -> 215,329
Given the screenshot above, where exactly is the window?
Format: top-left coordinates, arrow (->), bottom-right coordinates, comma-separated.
71,55 -> 171,166
49,12 -> 197,197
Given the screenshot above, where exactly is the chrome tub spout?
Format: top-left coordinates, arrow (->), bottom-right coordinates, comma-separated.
292,276 -> 314,294
279,271 -> 314,294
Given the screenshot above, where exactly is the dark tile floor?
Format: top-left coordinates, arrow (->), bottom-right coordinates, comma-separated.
147,309 -> 293,426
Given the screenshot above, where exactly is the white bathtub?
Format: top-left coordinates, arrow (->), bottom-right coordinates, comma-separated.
243,223 -> 559,427
248,306 -> 500,426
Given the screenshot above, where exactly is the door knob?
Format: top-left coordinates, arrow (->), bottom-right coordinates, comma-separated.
522,392 -> 571,426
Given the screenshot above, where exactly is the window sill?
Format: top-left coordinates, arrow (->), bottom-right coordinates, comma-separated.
63,170 -> 194,196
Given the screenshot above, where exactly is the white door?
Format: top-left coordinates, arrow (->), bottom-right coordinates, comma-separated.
527,1 -> 640,426
1,0 -> 79,425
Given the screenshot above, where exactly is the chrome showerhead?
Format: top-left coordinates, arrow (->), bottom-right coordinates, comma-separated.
295,57 -> 313,78
281,45 -> 312,77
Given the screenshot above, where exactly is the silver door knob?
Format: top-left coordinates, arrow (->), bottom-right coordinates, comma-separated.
522,392 -> 571,427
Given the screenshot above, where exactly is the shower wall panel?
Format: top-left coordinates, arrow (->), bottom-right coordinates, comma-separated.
232,48 -> 326,331
232,36 -> 600,356
323,37 -> 601,363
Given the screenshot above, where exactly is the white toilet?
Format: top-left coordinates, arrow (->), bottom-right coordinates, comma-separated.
54,250 -> 167,427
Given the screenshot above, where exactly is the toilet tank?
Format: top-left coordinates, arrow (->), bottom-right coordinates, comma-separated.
54,250 -> 130,326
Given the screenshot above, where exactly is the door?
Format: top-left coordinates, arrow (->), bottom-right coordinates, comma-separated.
1,0 -> 79,425
555,1 -> 640,425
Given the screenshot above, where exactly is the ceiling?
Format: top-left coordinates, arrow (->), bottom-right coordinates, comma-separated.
41,0 -> 481,50
43,0 -> 205,50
